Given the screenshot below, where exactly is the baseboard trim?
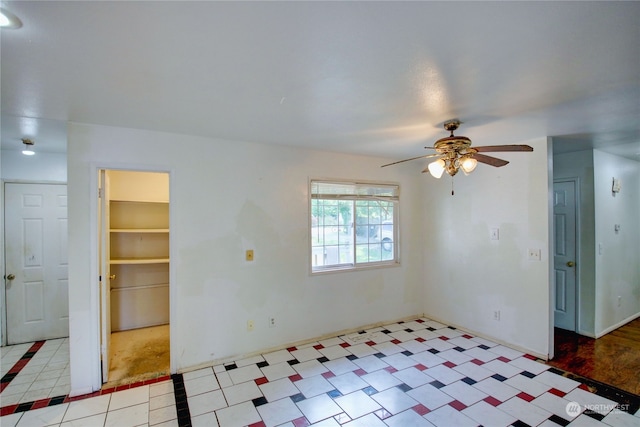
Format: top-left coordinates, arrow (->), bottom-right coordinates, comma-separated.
595,312 -> 640,338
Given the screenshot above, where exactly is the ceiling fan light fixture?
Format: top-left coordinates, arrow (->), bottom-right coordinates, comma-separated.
21,138 -> 35,155
460,156 -> 478,175
428,159 -> 445,179
0,7 -> 22,29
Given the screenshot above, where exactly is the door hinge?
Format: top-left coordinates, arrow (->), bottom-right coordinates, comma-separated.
98,188 -> 104,198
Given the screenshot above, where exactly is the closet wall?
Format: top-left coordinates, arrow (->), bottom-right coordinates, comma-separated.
108,170 -> 170,331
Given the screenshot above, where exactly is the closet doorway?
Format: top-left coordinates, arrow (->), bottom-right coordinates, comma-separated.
98,169 -> 170,386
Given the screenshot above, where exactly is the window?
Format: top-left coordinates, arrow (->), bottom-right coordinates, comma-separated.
310,180 -> 399,272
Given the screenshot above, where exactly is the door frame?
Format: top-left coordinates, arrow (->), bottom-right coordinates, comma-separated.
2,179 -> 67,347
550,176 -> 582,355
89,164 -> 175,391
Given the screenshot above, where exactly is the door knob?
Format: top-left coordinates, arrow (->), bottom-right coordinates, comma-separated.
5,274 -> 16,280
109,274 -> 116,280
567,261 -> 575,267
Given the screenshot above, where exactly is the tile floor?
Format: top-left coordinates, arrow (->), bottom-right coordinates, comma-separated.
2,317 -> 640,427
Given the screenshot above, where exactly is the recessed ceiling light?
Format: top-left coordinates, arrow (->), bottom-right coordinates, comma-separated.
0,7 -> 22,29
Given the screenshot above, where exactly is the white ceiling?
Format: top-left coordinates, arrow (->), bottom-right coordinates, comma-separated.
1,1 -> 639,161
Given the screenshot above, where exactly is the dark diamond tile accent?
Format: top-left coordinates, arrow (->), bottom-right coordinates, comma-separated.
290,393 -> 306,403
548,367 -> 565,376
374,352 -> 386,359
520,371 -> 536,378
401,350 -> 413,357
448,326 -> 457,330
358,330 -> 367,334
288,359 -> 300,366
257,361 -> 269,368
511,420 -> 532,427
430,380 -> 445,389
584,411 -> 606,421
15,402 -> 34,413
362,386 -> 378,396
453,346 -> 466,352
547,415 -> 570,426
381,329 -> 392,334
317,356 -> 329,363
397,383 -> 412,392
49,396 -> 66,406
252,396 -> 268,407
427,327 -> 437,331
224,363 -> 238,371
428,348 -> 440,354
478,344 -> 491,350
405,328 -> 414,333
492,374 -> 508,382
327,389 -> 342,398
462,377 -> 477,385
346,354 -> 358,361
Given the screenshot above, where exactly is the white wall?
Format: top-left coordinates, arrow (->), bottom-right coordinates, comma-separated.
593,150 -> 640,335
553,149 -> 596,336
1,150 -> 67,182
421,138 -> 551,357
67,123 -> 424,394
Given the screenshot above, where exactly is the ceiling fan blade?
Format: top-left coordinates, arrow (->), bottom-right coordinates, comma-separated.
473,144 -> 533,153
381,153 -> 441,168
474,153 -> 509,167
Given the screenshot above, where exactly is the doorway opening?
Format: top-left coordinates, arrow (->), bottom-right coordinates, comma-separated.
98,169 -> 170,387
3,182 -> 69,345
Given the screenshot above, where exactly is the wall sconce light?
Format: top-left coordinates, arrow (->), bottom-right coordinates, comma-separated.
21,138 -> 35,155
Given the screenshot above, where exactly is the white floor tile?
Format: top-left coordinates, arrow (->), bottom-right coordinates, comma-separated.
150,392 -> 176,410
322,357 -> 358,376
334,390 -> 381,419
63,394 -> 111,422
15,404 -> 68,427
409,351 -> 446,369
260,361 -> 297,382
104,402 -> 149,427
452,362 -> 494,382
533,370 -> 581,393
295,393 -> 343,424
187,389 -> 227,417
293,360 -> 328,379
291,347 -> 323,363
423,364 -> 464,385
384,408 -> 433,427
228,364 -> 265,384
481,359 -> 522,378
0,412 -> 23,427
109,385 -> 149,411
327,372 -> 369,395
361,369 -> 402,391
294,375 -> 335,398
215,401 -> 261,427
342,412 -> 388,427
262,349 -> 295,366
318,345 -> 351,360
182,367 -> 214,382
602,410 -> 640,427
371,386 -> 419,414
149,381 -> 174,398
185,373 -> 220,397
499,396 -> 552,426
424,404 -> 481,427
59,412 -> 107,427
148,404 -> 177,425
222,380 -> 263,406
504,373 -> 551,397
472,377 -> 520,402
351,354 -> 389,373
440,381 -> 488,406
256,397 -> 303,427
462,400 -> 517,427
406,383 -> 454,411
259,377 -> 299,402
190,411 -> 220,427
382,353 -> 417,371
508,356 -> 549,375
564,387 -> 619,415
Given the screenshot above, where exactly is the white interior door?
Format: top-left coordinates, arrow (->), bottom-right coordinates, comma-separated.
4,183 -> 69,344
553,180 -> 578,331
99,170 -> 112,383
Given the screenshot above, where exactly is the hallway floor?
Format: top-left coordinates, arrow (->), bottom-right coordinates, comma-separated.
547,319 -> 640,396
2,317 -> 640,427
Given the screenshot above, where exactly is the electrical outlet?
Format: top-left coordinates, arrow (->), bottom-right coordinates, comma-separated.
493,310 -> 501,321
246,249 -> 254,261
269,317 -> 276,328
528,248 -> 541,261
247,320 -> 254,331
490,228 -> 500,241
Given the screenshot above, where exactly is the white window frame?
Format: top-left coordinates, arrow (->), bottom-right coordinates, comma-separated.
310,179 -> 400,274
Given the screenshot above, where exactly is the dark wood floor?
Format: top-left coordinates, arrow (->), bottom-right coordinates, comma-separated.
548,317 -> 640,396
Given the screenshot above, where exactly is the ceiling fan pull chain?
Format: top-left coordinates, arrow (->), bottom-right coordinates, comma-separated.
451,177 -> 455,196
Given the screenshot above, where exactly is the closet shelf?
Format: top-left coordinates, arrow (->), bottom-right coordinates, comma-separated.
110,257 -> 170,265
110,228 -> 169,233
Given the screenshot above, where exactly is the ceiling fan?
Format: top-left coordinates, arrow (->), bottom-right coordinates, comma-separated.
381,120 -> 533,179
